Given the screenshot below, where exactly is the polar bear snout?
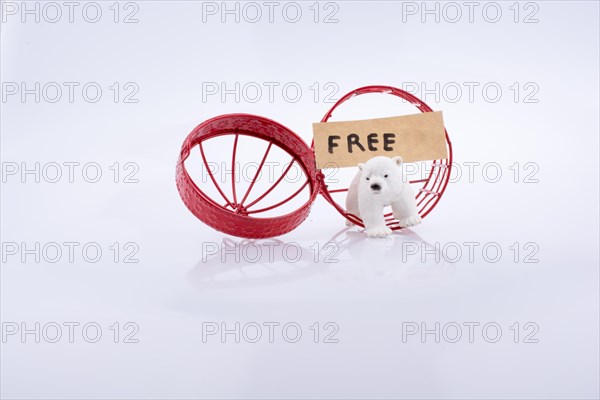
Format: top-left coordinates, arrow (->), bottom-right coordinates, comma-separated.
370,183 -> 382,192
368,176 -> 387,194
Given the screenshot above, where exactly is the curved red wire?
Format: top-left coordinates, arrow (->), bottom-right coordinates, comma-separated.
236,141 -> 273,213
199,142 -> 234,209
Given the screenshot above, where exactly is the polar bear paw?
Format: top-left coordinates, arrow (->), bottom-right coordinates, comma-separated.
398,215 -> 422,228
365,226 -> 392,238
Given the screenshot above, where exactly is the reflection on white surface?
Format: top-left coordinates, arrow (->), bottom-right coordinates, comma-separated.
187,228 -> 455,291
1,0 -> 599,398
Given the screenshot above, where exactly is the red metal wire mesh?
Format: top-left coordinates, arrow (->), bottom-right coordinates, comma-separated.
176,113 -> 322,239
316,85 -> 454,230
176,86 -> 452,238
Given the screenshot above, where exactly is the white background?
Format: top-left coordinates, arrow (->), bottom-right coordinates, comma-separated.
1,1 -> 599,399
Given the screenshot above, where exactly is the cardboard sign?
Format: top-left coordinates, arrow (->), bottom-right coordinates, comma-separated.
312,111 -> 447,168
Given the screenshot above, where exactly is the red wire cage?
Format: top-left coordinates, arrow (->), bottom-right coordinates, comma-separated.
317,85 -> 453,230
176,114 -> 322,239
176,86 -> 453,238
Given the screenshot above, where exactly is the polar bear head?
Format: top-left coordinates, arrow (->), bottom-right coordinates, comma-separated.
357,156 -> 404,199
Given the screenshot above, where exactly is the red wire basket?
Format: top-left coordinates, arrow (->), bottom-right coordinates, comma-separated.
176,86 -> 453,238
317,85 -> 453,230
176,114 -> 322,239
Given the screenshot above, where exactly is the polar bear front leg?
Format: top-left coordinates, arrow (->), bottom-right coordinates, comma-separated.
360,201 -> 391,238
391,185 -> 422,228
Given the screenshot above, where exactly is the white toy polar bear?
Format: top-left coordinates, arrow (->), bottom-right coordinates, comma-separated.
346,156 -> 422,238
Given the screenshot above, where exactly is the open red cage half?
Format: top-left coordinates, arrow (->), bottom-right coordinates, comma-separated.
176,86 -> 453,238
317,85 -> 453,230
176,114 -> 322,239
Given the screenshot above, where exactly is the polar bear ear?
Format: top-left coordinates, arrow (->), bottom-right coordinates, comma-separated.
392,156 -> 403,166
358,163 -> 365,171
